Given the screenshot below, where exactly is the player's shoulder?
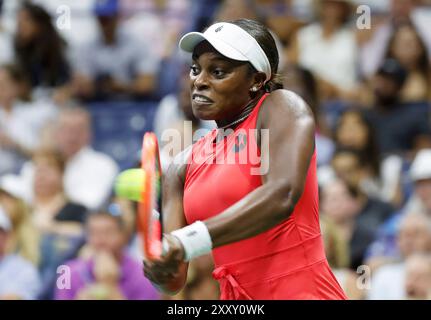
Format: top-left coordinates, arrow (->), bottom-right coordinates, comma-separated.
263,89 -> 314,121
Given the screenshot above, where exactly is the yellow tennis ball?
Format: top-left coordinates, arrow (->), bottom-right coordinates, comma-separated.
114,168 -> 146,202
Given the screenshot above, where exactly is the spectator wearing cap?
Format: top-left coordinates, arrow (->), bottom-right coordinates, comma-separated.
366,149 -> 431,270
20,106 -> 119,211
0,174 -> 39,266
0,205 -> 41,300
364,59 -> 431,156
55,209 -> 159,300
71,0 -> 160,100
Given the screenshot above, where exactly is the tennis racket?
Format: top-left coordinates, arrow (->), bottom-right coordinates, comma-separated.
138,132 -> 163,261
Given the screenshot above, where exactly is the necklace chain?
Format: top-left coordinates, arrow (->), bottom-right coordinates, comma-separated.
217,96 -> 261,130
218,110 -> 253,129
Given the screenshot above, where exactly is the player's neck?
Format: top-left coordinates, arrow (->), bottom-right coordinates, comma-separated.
216,94 -> 262,130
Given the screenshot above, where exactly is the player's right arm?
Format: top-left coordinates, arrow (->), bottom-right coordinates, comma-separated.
143,146 -> 192,295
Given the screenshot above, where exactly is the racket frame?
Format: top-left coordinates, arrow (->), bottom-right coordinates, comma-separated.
139,132 -> 163,260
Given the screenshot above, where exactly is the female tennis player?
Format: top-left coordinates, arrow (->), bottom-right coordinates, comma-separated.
143,19 -> 347,300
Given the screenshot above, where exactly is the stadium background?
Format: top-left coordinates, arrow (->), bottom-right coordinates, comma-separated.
0,0 -> 431,300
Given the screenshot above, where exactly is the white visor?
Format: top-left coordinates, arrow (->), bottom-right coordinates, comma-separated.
179,22 -> 272,83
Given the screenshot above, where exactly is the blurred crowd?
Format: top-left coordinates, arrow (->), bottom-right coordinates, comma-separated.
0,0 -> 431,300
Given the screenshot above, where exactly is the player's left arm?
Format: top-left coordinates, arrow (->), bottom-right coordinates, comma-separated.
205,89 -> 316,247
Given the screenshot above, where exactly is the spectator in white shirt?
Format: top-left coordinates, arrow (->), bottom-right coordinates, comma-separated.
0,205 -> 41,300
22,106 -> 118,210
53,106 -> 118,210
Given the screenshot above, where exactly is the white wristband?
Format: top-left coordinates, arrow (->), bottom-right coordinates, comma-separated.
171,221 -> 213,261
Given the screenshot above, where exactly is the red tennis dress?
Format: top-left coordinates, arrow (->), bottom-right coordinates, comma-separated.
183,94 -> 347,300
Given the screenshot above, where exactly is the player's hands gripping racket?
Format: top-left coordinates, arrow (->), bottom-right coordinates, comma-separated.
115,133 -> 185,290
139,134 -> 186,291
